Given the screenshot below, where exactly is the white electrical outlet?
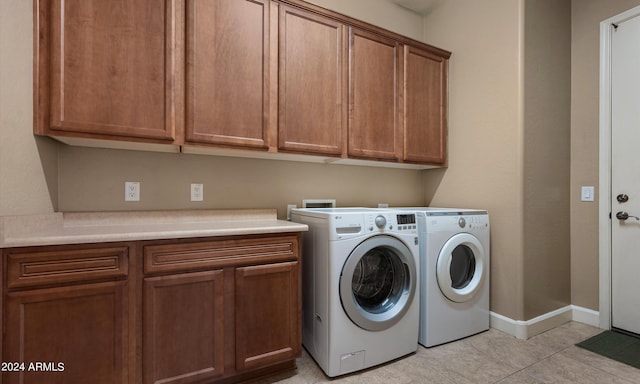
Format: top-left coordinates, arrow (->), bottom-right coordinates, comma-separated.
125,181 -> 140,201
191,183 -> 204,202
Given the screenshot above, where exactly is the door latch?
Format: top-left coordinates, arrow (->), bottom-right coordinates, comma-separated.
616,211 -> 640,221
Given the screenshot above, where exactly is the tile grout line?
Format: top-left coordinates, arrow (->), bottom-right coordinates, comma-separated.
482,339 -> 578,383
489,348 -> 566,383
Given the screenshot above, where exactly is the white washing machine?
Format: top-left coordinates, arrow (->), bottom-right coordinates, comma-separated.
290,208 -> 420,377
413,208 -> 490,347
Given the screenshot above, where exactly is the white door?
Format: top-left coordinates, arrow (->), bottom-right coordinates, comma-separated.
611,14 -> 640,335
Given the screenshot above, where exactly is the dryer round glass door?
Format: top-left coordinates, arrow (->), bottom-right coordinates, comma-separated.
340,235 -> 417,331
436,233 -> 486,303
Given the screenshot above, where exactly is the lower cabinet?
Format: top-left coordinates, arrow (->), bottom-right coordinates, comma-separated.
4,282 -> 128,384
143,271 -> 225,384
142,233 -> 302,384
234,262 -> 300,371
2,233 -> 302,384
2,243 -> 131,384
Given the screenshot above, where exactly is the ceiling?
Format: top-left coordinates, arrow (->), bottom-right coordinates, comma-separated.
389,0 -> 442,15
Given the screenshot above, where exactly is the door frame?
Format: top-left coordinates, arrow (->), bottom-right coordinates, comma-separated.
598,5 -> 640,330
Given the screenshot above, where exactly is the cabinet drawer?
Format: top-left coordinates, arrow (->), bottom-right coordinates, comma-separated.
144,235 -> 299,275
6,245 -> 129,289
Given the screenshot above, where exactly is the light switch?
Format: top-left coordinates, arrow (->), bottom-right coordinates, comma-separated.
581,186 -> 595,202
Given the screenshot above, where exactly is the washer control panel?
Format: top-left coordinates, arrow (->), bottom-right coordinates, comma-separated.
374,215 -> 387,229
366,213 -> 417,233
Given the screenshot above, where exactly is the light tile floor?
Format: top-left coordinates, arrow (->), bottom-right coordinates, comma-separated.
257,322 -> 640,383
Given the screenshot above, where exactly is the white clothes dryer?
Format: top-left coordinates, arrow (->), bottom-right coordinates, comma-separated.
290,208 -> 420,377
413,208 -> 490,347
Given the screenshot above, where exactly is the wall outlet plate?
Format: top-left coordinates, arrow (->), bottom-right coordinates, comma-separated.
125,181 -> 140,202
191,183 -> 204,202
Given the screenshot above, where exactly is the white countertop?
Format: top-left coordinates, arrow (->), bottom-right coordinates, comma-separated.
0,209 -> 308,248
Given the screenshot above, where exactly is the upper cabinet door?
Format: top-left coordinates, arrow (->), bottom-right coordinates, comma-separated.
403,45 -> 448,165
185,0 -> 270,149
278,5 -> 347,156
348,28 -> 402,161
35,0 -> 179,142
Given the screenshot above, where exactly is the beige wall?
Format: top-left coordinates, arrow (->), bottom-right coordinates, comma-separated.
570,0 -> 640,311
57,146 -> 425,217
307,0 -> 423,40
420,0 -> 640,320
421,0 -> 573,321
0,0 -> 58,216
522,0 -> 571,319
421,0 -> 526,320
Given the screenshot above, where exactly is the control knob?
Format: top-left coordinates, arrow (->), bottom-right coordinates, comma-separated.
375,215 -> 387,229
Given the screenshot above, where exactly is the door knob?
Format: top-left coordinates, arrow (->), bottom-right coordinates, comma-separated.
616,211 -> 640,221
617,194 -> 629,203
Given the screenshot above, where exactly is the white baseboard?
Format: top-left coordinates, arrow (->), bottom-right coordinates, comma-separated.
490,305 -> 601,339
570,305 -> 600,327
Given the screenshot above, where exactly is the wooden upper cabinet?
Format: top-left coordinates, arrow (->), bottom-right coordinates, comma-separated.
278,5 -> 347,156
33,0 -> 450,166
34,0 -> 180,142
185,0 -> 270,149
348,28 -> 402,161
403,45 -> 448,165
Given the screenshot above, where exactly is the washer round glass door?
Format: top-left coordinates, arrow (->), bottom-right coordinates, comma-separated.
436,233 -> 485,303
340,235 -> 417,331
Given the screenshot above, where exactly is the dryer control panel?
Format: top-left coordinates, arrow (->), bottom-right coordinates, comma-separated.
419,211 -> 489,233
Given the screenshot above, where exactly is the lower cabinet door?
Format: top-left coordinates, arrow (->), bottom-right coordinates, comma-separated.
4,281 -> 128,384
234,261 -> 300,371
143,270 -> 224,384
